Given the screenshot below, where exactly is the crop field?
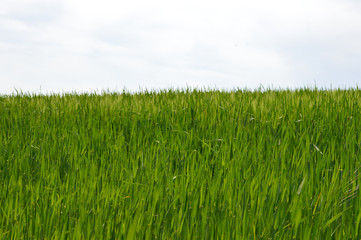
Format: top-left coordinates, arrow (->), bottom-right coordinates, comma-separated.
1,89 -> 361,239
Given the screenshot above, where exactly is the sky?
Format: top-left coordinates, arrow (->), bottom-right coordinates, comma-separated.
1,0 -> 361,94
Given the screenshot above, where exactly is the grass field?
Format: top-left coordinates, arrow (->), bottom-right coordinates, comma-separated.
1,89 -> 361,239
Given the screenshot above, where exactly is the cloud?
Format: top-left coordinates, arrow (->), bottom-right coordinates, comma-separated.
1,0 -> 361,93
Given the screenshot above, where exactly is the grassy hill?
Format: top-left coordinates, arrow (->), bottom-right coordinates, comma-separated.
1,89 -> 360,239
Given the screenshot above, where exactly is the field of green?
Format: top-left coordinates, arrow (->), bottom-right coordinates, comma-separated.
1,89 -> 361,239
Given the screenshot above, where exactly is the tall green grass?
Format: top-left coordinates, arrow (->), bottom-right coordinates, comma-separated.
1,88 -> 361,239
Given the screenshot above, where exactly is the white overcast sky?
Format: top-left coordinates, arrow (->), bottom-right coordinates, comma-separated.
1,0 -> 361,94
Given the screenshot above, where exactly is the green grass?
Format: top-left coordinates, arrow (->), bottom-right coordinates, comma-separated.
1,88 -> 361,239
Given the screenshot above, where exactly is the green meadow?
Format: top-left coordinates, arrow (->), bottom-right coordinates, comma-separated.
1,89 -> 361,239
